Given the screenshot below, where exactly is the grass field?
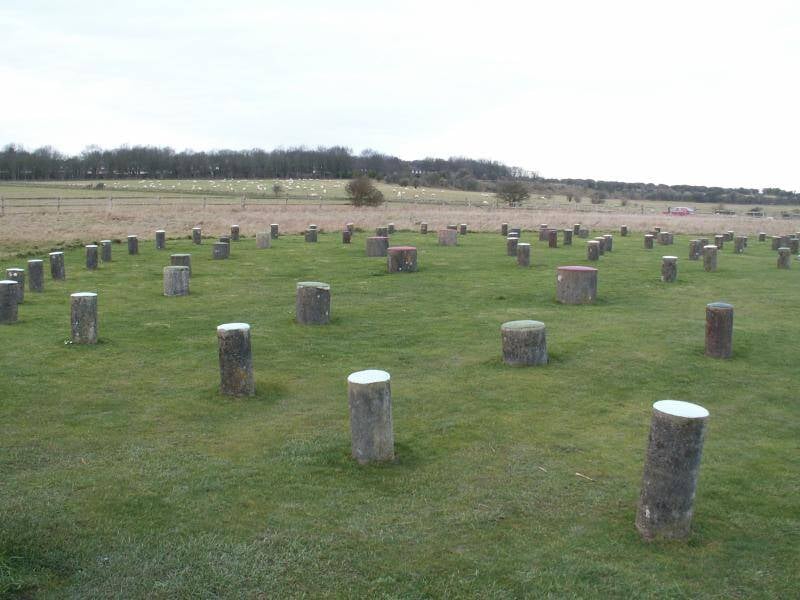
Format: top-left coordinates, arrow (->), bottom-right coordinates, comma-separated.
1,228 -> 798,598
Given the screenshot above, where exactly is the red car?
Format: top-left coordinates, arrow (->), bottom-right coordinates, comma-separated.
664,206 -> 695,216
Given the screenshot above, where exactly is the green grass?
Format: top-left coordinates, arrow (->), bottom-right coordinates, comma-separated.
1,231 -> 798,598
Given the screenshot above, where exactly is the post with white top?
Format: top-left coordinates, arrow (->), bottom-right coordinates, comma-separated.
636,400 -> 709,541
50,252 -> 65,279
661,256 -> 677,282
192,227 -> 202,244
0,280 -> 19,323
127,235 -> 139,255
155,230 -> 166,249
296,282 -> 331,324
163,266 -> 190,296
100,240 -> 112,262
170,253 -> 192,275
5,268 -> 24,303
501,320 -> 547,366
217,323 -> 254,396
85,245 -> 99,270
70,292 -> 98,344
27,260 -> 44,292
348,369 -> 394,464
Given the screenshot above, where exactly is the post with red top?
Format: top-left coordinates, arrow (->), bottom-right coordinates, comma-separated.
556,266 -> 598,304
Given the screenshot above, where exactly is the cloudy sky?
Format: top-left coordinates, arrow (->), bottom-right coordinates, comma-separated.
1,0 -> 798,189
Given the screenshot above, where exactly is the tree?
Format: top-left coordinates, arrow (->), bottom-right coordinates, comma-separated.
495,180 -> 530,206
272,182 -> 283,195
345,176 -> 384,207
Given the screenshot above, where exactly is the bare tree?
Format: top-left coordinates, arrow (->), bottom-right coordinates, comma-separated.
496,180 -> 530,206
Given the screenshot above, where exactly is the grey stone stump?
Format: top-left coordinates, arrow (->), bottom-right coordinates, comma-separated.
790,238 -> 799,254
346,223 -> 355,233
595,237 -> 606,255
578,228 -> 589,238
342,229 -> 352,244
170,253 -> 192,275
155,230 -> 166,249
50,252 -> 65,280
621,225 -> 628,236
661,256 -> 677,282
309,224 -> 318,231
689,240 -> 701,260
348,370 -> 394,464
705,302 -> 733,358
366,236 -> 389,257
501,320 -> 547,366
192,227 -> 202,244
734,236 -> 746,254
758,232 -> 766,242
501,223 -> 508,236
603,234 -> 613,251
714,235 -> 724,250
725,231 -> 734,242
219,235 -> 231,244
587,240 -> 600,261
658,232 -> 669,245
0,280 -> 19,323
438,229 -> 458,246
127,235 -> 138,255
771,236 -> 782,251
703,245 -> 717,272
387,246 -> 418,273
296,282 -> 331,325
270,224 -> 279,238
70,292 -> 98,344
85,245 -> 99,270
6,268 -> 25,303
509,228 -> 521,237
305,229 -> 318,243
27,260 -> 44,293
447,224 -> 458,231
636,400 -> 709,541
217,323 -> 254,396
100,240 -> 112,262
256,232 -> 271,248
563,229 -> 573,245
654,227 -> 661,234
388,223 -> 395,234
376,226 -> 389,237
517,243 -> 531,267
538,225 -> 548,241
459,224 -> 467,235
699,238 -> 709,247
556,266 -> 598,304
573,223 -> 581,235
420,222 -> 428,234
548,229 -> 558,248
777,247 -> 791,269
163,266 -> 190,296
231,225 -> 240,241
507,236 -> 519,257
212,242 -> 229,259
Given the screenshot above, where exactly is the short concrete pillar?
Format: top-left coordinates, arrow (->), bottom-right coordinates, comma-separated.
702,245 -> 717,272
192,227 -> 202,244
387,223 -> 396,234
308,224 -> 318,231
758,232 -> 766,242
501,223 -> 509,236
170,253 -> 191,275
653,227 -> 661,234
387,246 -> 418,273
212,242 -> 229,259
27,260 -> 44,293
127,235 -> 138,255
438,229 -> 458,246
270,224 -> 279,238
644,234 -> 654,249
305,229 -> 318,243
0,280 -> 19,323
556,266 -> 598,304
217,323 -> 254,396
636,400 -> 709,541
376,226 -> 389,237
256,232 -> 271,248
714,234 -> 724,250
689,240 -> 701,260
603,234 -> 613,252
621,225 -> 628,236
5,268 -> 25,303
538,225 -> 548,241
725,231 -> 734,242
70,292 -> 98,344
594,237 -> 606,255
346,223 -> 355,233
517,242 -> 531,267
219,235 -> 231,245
506,236 -> 519,257
587,240 -> 600,261
661,256 -> 677,282
85,245 -> 99,270
789,238 -> 799,254
49,252 -> 65,280
548,229 -> 558,248
733,236 -> 746,254
366,236 -> 389,257
342,229 -> 352,244
501,320 -> 547,366
155,230 -> 166,249
296,282 -> 331,325
446,224 -> 458,231
563,229 -> 573,245
573,223 -> 581,235
699,238 -> 709,247
777,247 -> 791,269
459,223 -> 467,235
420,222 -> 428,234
658,232 -> 669,245
770,236 -> 782,251
163,266 -> 190,296
705,302 -> 733,358
578,228 -> 589,239
100,240 -> 112,262
348,370 -> 394,464
231,225 -> 240,241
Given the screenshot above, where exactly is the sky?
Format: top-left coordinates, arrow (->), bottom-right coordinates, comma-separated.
1,0 -> 798,190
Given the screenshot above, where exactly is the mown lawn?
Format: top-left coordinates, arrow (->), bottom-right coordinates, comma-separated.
1,227 -> 798,598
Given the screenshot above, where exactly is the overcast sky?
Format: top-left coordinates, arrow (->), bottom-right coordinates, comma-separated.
1,0 -> 798,189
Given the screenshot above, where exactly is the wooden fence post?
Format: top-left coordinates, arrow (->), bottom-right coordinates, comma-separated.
241,195 -> 245,209
203,196 -> 207,209
57,196 -> 61,213
1,195 -> 4,216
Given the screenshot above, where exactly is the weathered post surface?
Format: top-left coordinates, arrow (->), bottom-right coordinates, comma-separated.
127,235 -> 139,255
689,240 -> 701,260
212,242 -> 229,259
100,240 -> 112,262
758,232 -> 766,242
538,225 -> 548,241
603,234 -> 613,252
699,238 -> 709,247
587,240 -> 600,261
447,224 -> 458,231
0,280 -> 19,323
705,302 -> 733,358
346,223 -> 355,233
341,229 -> 352,244
654,227 -> 662,234
573,223 -> 581,235
219,235 -> 231,245
661,256 -> 677,282
548,229 -> 558,248
501,320 -> 547,366
231,225 -> 240,241
517,242 -> 531,267
714,234 -> 724,250
420,222 -> 428,234
155,230 -> 166,249
563,229 -> 573,245
387,246 -> 418,272
501,223 -> 509,236
703,245 -> 718,272
594,237 -> 606,255
770,236 -> 782,251
387,223 -> 396,234
509,227 -> 521,238
507,236 -> 519,257
170,253 -> 192,275
777,247 -> 791,269
5,268 -> 25,303
644,234 -> 654,249
790,238 -> 799,254
192,227 -> 202,244
366,236 -> 389,256
296,282 -> 331,325
621,225 -> 628,236
438,229 -> 458,246
256,232 -> 271,248
733,236 -> 746,254
270,224 -> 279,238
27,260 -> 44,292
459,223 -> 468,235
217,323 -> 254,396
636,400 -> 709,541
305,229 -> 318,243
556,266 -> 598,304
309,224 -> 318,231
50,252 -> 65,280
376,226 -> 389,237
348,369 -> 394,464
70,292 -> 98,344
85,245 -> 99,270
725,231 -> 734,242
163,266 -> 190,296
578,228 -> 589,239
